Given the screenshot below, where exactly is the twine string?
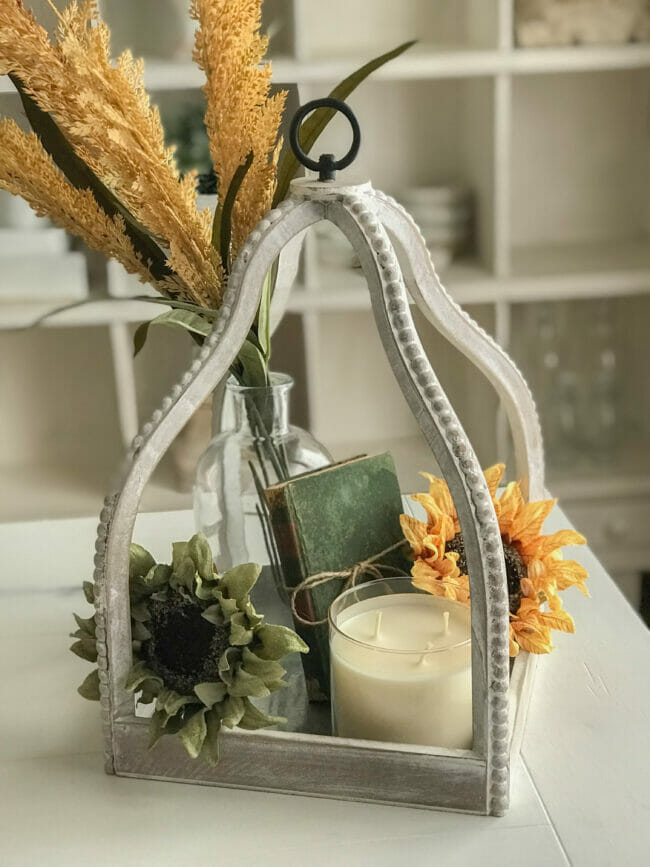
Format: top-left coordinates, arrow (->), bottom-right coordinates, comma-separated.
289,539 -> 409,627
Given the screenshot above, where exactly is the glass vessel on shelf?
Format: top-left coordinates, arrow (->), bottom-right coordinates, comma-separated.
193,373 -> 332,573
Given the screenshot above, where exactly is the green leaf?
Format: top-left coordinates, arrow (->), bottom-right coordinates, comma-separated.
143,564 -> 172,593
264,678 -> 290,694
242,600 -> 264,629
131,295 -> 220,318
171,543 -> 198,591
171,540 -> 190,574
214,150 -> 254,270
148,709 -> 168,749
228,667 -> 270,699
133,321 -> 151,358
255,624 -> 309,660
9,74 -> 171,282
214,589 -> 239,618
238,697 -> 286,731
201,604 -> 225,626
187,533 -> 214,581
235,338 -> 269,387
140,309 -> 212,343
194,681 -> 228,708
272,41 -> 415,207
77,669 -> 100,701
70,639 -> 98,663
220,562 -> 261,602
130,600 -> 150,622
73,613 -> 96,638
131,621 -> 151,642
179,707 -> 208,759
194,576 -> 220,601
124,660 -> 161,693
129,544 -> 155,581
220,695 -> 245,728
162,691 -> 197,718
255,265 -> 276,359
229,611 -> 254,647
82,581 -> 94,604
241,647 -> 286,683
217,646 -> 240,686
201,708 -> 221,764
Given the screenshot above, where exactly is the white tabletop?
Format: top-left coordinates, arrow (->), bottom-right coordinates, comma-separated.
1,507 -> 648,867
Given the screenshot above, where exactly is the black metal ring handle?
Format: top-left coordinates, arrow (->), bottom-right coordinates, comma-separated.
289,97 -> 361,182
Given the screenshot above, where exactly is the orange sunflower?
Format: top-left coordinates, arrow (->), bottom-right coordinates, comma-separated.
400,464 -> 589,657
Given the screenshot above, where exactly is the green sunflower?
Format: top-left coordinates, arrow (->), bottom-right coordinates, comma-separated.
72,533 -> 308,764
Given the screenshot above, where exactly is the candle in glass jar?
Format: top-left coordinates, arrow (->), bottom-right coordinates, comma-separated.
329,579 -> 472,749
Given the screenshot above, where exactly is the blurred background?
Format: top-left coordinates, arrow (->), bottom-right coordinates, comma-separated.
1,1 -> 649,620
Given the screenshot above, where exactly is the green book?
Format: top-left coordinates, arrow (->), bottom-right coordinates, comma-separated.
265,453 -> 410,701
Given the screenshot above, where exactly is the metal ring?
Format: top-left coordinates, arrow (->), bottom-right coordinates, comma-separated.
289,97 -> 361,181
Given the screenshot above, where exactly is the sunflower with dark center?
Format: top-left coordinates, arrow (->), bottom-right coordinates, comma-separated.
400,464 -> 589,656
72,533 -> 308,763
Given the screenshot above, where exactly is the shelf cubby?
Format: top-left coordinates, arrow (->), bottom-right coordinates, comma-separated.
294,0 -> 500,59
509,69 -> 650,276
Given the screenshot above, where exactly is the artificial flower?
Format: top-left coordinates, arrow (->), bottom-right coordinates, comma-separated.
401,464 -> 588,656
72,533 -> 307,764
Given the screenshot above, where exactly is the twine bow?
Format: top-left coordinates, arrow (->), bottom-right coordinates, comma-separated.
289,539 -> 410,627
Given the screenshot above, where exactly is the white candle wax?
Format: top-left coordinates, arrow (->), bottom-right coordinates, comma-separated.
330,592 -> 472,749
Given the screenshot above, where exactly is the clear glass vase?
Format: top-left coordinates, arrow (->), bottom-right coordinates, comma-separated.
193,373 -> 332,573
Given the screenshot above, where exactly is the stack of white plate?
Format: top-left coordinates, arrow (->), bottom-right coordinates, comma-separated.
397,185 -> 474,271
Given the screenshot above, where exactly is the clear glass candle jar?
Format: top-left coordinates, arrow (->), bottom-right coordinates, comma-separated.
329,576 -> 472,750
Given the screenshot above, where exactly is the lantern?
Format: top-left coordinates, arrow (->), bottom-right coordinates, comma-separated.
92,99 -> 544,815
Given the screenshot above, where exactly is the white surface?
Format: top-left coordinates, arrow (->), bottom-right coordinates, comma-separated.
0,506 -> 648,865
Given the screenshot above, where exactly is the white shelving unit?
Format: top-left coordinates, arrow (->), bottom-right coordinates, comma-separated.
1,0 -> 649,607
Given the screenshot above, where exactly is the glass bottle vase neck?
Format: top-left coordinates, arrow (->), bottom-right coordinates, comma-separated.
225,374 -> 292,438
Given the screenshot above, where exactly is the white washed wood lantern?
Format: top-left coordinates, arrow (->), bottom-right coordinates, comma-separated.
93,99 -> 544,816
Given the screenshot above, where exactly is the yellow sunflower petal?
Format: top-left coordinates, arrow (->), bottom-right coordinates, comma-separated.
509,498 -> 557,549
546,558 -> 589,593
533,530 -> 586,559
411,492 -> 442,523
497,481 -> 524,536
509,629 -> 520,658
523,558 -> 556,596
540,608 -> 575,634
411,560 -> 445,593
517,597 -> 544,620
400,514 -> 428,557
421,534 -> 444,559
513,627 -> 553,654
420,473 -> 456,519
484,463 -> 505,499
520,577 -> 536,598
412,558 -> 469,604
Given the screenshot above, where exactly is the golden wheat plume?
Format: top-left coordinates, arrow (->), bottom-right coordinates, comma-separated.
192,0 -> 286,252
0,0 -> 223,306
0,117 -> 161,287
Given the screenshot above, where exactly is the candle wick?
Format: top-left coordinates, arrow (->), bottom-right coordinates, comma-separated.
372,610 -> 383,641
443,611 -> 450,636
416,641 -> 436,666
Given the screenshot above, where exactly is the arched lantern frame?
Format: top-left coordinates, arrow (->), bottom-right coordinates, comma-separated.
92,109 -> 544,816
